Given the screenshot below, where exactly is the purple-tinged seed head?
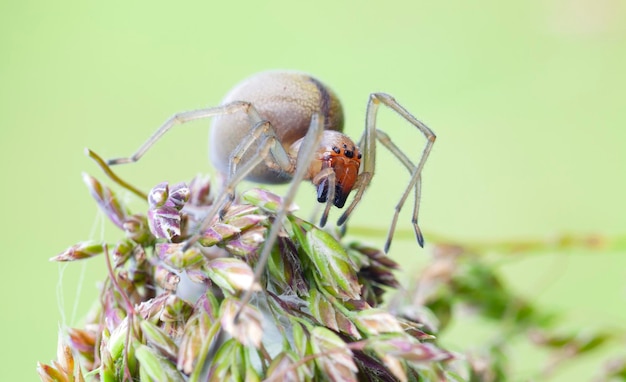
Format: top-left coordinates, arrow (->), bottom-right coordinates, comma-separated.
148,182 -> 169,209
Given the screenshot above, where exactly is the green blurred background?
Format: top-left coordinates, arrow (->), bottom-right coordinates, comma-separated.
2,0 -> 625,380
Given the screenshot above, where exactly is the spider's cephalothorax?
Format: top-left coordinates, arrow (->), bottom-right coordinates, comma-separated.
313,131 -> 362,208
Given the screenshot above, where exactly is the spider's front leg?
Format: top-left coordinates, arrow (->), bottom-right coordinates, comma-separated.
107,102 -> 261,166
183,118 -> 295,250
235,113 -> 325,315
339,93 -> 435,252
216,119 -> 297,220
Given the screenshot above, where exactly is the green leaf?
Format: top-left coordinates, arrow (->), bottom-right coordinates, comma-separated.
220,299 -> 263,348
139,319 -> 178,361
50,241 -> 104,262
354,309 -> 403,335
310,327 -> 358,382
206,258 -> 259,295
156,243 -> 204,269
187,321 -> 221,382
242,188 -> 297,213
209,339 -> 242,381
289,216 -> 360,300
266,351 -> 308,381
308,289 -> 360,338
82,173 -> 128,229
135,344 -> 185,382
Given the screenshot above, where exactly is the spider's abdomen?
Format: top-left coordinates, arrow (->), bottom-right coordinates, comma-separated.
210,71 -> 344,184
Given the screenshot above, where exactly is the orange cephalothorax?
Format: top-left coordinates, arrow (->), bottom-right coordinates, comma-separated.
316,141 -> 361,208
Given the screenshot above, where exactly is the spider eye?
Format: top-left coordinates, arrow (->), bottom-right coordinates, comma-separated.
357,153 -> 362,159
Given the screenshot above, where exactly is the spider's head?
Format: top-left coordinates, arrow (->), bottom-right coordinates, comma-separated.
315,132 -> 361,208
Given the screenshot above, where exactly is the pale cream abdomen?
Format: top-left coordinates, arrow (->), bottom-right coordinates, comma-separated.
209,71 -> 344,184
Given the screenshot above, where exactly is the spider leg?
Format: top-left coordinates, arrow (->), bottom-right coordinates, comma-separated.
236,112 -> 325,318
335,95 -> 377,226
218,119 -> 296,218
375,129 -> 424,250
413,178 -> 424,246
182,122 -> 285,250
107,101 -> 263,165
183,112 -> 299,247
338,93 -> 435,252
228,117 -> 293,178
199,114 -> 324,366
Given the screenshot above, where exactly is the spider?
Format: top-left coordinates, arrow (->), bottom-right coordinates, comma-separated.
107,70 -> 435,290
